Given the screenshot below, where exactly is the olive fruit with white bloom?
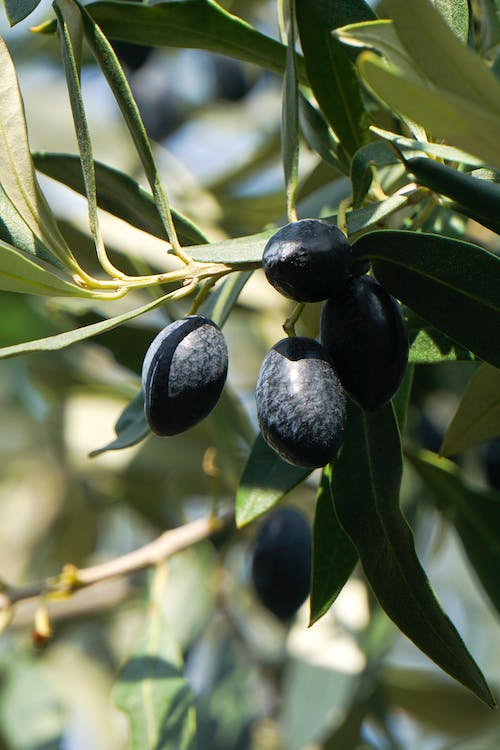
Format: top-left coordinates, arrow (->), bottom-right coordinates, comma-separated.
142,316 -> 228,436
262,219 -> 352,302
256,336 -> 346,468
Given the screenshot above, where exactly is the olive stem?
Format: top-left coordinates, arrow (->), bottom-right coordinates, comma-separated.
283,302 -> 305,336
0,511 -> 234,631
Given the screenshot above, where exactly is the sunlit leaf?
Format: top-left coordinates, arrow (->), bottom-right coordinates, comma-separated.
352,230 -> 500,368
441,364 -> 500,456
332,401 -> 494,706
310,465 -> 357,625
370,126 -> 484,166
435,0 -> 470,43
235,434 -> 311,527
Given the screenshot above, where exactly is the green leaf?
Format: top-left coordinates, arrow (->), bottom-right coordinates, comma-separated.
0,35 -> 80,271
350,141 -> 399,208
407,448 -> 500,616
235,434 -> 311,527
77,0 -> 183,258
298,95 -> 344,170
435,0 -> 470,43
408,328 -> 475,364
296,0 -> 371,157
199,271 -> 252,328
370,126 -> 485,166
282,0 -> 299,221
33,152 -> 207,246
332,401 -> 495,707
4,0 -> 42,25
392,361 -> 414,433
114,603 -> 196,749
383,0 -> 500,114
352,230 -> 500,368
309,465 -> 358,625
441,364 -> 500,456
335,19 -> 427,84
0,290 -> 174,359
0,237 -> 100,297
358,52 -> 500,167
80,0 -> 305,81
90,391 -> 148,457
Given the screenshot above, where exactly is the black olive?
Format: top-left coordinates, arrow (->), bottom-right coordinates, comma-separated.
256,337 -> 346,467
262,219 -> 352,302
142,316 -> 228,436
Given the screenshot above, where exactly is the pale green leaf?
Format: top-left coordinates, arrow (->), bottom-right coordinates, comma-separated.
435,0 -> 470,43
441,364 -> 500,456
370,126 -> 484,167
282,0 -> 299,220
358,51 -> 500,167
114,605 -> 196,749
383,0 -> 500,115
0,35 -> 80,271
0,290 -> 174,359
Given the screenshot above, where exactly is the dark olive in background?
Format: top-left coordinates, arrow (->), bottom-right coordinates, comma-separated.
321,275 -> 408,411
262,219 -> 352,302
255,336 -> 346,467
251,507 -> 312,621
142,316 -> 228,436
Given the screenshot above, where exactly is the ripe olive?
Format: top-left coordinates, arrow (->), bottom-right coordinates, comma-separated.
251,507 -> 311,621
255,337 -> 346,467
320,275 -> 408,411
262,219 -> 352,302
141,315 -> 228,436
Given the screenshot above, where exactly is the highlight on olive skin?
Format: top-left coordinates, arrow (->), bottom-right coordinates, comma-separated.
262,219 -> 352,302
141,315 -> 228,436
255,336 -> 346,468
251,507 -> 312,622
320,275 -> 408,411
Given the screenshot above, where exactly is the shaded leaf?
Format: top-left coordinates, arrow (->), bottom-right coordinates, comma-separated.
4,0 -> 42,26
199,271 -> 252,328
441,364 -> 500,455
114,604 -> 196,749
298,95 -> 344,170
310,465 -> 358,625
392,361 -> 414,433
235,434 -> 311,527
350,141 -> 399,208
282,0 -> 299,220
407,448 -> 500,616
90,391 -> 148,457
296,0 -> 371,157
33,152 -> 207,246
332,401 -> 494,706
370,126 -> 484,166
352,230 -> 500,368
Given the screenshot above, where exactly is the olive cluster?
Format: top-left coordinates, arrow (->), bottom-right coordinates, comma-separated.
258,219 -> 409,468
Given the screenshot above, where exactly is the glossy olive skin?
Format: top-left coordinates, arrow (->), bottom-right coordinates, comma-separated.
251,507 -> 312,621
262,219 -> 352,302
320,275 -> 408,411
256,337 -> 346,467
142,316 -> 228,436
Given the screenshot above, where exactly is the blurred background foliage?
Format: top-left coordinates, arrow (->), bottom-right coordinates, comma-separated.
0,0 -> 499,748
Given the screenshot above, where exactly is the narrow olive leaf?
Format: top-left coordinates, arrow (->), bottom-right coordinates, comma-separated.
406,157 -> 500,234
235,434 -> 311,527
358,52 -> 500,167
0,237 -> 99,297
282,0 -> 299,221
441,364 -> 500,456
33,152 -> 207,246
81,0 -> 307,81
295,0 -> 371,157
298,95 -> 344,170
345,194 -> 408,237
4,0 -> 42,26
435,0 -> 470,43
77,1 -> 182,258
350,141 -> 399,208
383,0 -> 500,115
408,329 -> 475,364
199,271 -> 252,328
332,401 -> 495,707
114,605 -> 196,750
54,0 -> 110,273
352,230 -> 500,368
309,465 -> 358,625
369,126 -> 484,167
407,448 -> 500,616
392,362 -> 414,433
0,291 -> 174,359
90,391 -> 148,457
335,19 -> 428,84
0,36 -> 81,271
